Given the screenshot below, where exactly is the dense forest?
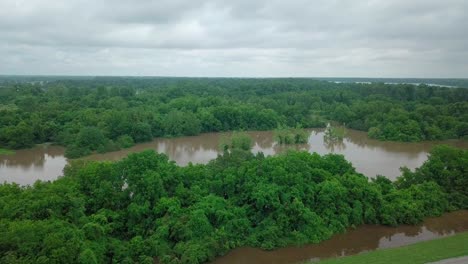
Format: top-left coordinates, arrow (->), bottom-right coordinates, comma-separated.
0,78 -> 467,158
0,142 -> 466,263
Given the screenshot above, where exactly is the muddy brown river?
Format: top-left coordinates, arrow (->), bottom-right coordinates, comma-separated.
1,128 -> 467,185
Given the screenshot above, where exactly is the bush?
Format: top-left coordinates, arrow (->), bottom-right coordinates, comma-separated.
97,140 -> 120,154
274,126 -> 309,144
131,123 -> 153,143
76,127 -> 107,151
220,132 -> 253,151
117,135 -> 135,149
65,144 -> 91,158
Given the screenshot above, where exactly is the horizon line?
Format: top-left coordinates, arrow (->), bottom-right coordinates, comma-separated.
1,74 -> 467,80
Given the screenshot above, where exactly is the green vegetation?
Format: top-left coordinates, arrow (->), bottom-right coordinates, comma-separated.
0,141 -> 466,263
0,148 -> 15,155
220,131 -> 253,151
274,126 -> 309,144
318,232 -> 468,264
396,145 -> 468,209
0,78 -> 467,158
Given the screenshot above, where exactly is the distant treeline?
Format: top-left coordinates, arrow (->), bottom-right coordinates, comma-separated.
315,77 -> 468,88
0,78 -> 467,157
0,143 -> 466,263
1,76 -> 467,88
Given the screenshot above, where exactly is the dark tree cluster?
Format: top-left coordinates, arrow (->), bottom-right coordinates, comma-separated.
0,78 -> 467,158
0,144 -> 465,263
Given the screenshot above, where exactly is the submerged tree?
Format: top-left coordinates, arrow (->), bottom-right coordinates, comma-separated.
219,131 -> 253,152
323,125 -> 347,142
274,125 -> 309,145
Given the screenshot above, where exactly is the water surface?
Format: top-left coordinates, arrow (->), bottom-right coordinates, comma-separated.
1,129 -> 467,185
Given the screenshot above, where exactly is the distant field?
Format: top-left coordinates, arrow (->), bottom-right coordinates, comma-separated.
317,232 -> 468,264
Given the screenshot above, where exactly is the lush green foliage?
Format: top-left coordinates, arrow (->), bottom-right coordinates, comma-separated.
318,232 -> 468,264
396,145 -> 468,209
0,78 -> 467,157
219,132 -> 253,151
274,126 -> 309,144
0,143 -> 465,263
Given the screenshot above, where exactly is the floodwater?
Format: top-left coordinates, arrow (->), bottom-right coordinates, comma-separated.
1,128 -> 467,185
211,210 -> 468,264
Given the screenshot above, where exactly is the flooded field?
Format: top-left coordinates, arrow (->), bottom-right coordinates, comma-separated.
1,128 -> 467,185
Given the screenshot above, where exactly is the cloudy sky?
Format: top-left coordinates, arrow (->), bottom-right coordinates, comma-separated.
0,0 -> 467,77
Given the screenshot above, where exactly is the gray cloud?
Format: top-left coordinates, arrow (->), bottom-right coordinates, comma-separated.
0,0 -> 467,77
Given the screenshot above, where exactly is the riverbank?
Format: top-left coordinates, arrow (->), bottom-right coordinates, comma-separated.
316,232 -> 468,264
0,148 -> 15,155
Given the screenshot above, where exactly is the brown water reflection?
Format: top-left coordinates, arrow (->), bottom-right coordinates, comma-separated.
1,129 -> 467,185
211,210 -> 468,264
0,144 -> 66,185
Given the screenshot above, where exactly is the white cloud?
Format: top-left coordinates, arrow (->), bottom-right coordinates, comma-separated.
0,0 -> 467,77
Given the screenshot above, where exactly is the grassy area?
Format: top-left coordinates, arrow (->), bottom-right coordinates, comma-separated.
318,232 -> 468,264
0,148 -> 15,155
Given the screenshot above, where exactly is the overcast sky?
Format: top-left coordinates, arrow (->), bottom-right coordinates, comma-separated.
1,0 -> 467,77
